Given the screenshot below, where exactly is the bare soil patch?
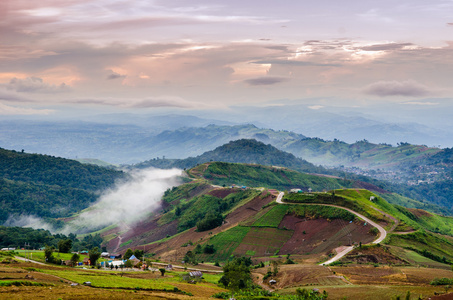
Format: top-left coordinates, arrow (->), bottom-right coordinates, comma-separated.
277,216 -> 375,256
408,208 -> 432,218
342,245 -> 409,265
253,264 -> 345,290
352,180 -> 390,194
207,188 -> 238,198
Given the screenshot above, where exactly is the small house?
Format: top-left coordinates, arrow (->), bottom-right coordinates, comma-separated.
189,271 -> 203,278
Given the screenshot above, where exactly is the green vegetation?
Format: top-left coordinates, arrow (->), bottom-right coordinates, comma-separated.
216,256 -> 327,299
0,147 -> 125,223
285,138 -> 439,168
252,204 -> 355,228
201,226 -> 250,261
36,268 -> 177,290
284,190 -> 385,223
0,281 -> 51,287
218,257 -> 253,290
190,161 -> 351,191
431,278 -> 453,285
0,226 -> 102,250
380,193 -> 446,216
161,185 -> 260,233
387,231 -> 453,265
197,212 -> 224,232
252,205 -> 289,227
137,138 -> 321,174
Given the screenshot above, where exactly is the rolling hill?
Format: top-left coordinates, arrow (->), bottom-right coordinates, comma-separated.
3,159 -> 453,299
134,139 -> 321,174
134,139 -> 453,214
0,148 -> 126,225
91,162 -> 453,272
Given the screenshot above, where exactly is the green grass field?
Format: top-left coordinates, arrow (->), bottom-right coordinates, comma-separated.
252,205 -> 288,227
200,226 -> 250,261
15,250 -> 108,264
36,268 -> 177,290
387,231 -> 453,265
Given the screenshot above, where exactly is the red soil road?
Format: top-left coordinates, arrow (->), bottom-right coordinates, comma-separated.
275,192 -> 388,265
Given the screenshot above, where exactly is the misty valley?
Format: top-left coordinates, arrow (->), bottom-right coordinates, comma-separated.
2,132 -> 453,299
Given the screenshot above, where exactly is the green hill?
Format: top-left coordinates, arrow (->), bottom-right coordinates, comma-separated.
111,162 -> 453,271
188,161 -> 349,191
285,138 -> 440,170
0,148 -> 126,224
135,139 -> 324,174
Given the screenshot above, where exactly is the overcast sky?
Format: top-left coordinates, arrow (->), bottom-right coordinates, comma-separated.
1,0 -> 453,116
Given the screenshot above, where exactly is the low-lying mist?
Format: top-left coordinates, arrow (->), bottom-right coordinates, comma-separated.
64,167 -> 183,233
5,167 -> 183,234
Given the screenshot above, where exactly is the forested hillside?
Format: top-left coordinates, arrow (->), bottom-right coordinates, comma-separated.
0,148 -> 126,224
135,139 -> 323,174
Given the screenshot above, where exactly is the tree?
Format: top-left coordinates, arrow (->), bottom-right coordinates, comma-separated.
175,206 -> 181,216
272,260 -> 280,276
183,250 -> 197,265
70,253 -> 80,267
44,245 -> 54,263
219,257 -> 252,291
58,239 -> 72,253
194,244 -> 202,254
196,211 -> 223,232
159,268 -> 166,276
133,249 -> 144,260
124,248 -> 134,260
88,247 -> 101,266
203,244 -> 216,254
124,259 -> 133,268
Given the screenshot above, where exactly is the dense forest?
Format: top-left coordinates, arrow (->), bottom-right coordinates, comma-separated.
0,226 -> 102,251
0,148 -> 126,223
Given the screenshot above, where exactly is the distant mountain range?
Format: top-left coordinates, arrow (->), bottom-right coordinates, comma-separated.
2,104 -> 453,165
134,139 -> 321,174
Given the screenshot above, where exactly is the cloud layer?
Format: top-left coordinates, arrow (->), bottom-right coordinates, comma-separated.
65,167 -> 183,233
1,1 -> 453,111
363,80 -> 432,97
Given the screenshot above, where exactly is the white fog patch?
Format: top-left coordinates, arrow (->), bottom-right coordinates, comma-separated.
3,214 -> 56,232
64,167 -> 183,233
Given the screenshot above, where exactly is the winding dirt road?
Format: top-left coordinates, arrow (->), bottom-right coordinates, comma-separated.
275,192 -> 387,265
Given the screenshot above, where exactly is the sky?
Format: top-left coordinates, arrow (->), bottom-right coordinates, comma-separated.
1,0 -> 453,116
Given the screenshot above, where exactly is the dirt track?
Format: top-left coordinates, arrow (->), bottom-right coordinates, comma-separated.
275,192 -> 388,265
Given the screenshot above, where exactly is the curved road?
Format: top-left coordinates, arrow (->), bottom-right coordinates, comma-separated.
275,192 -> 387,265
